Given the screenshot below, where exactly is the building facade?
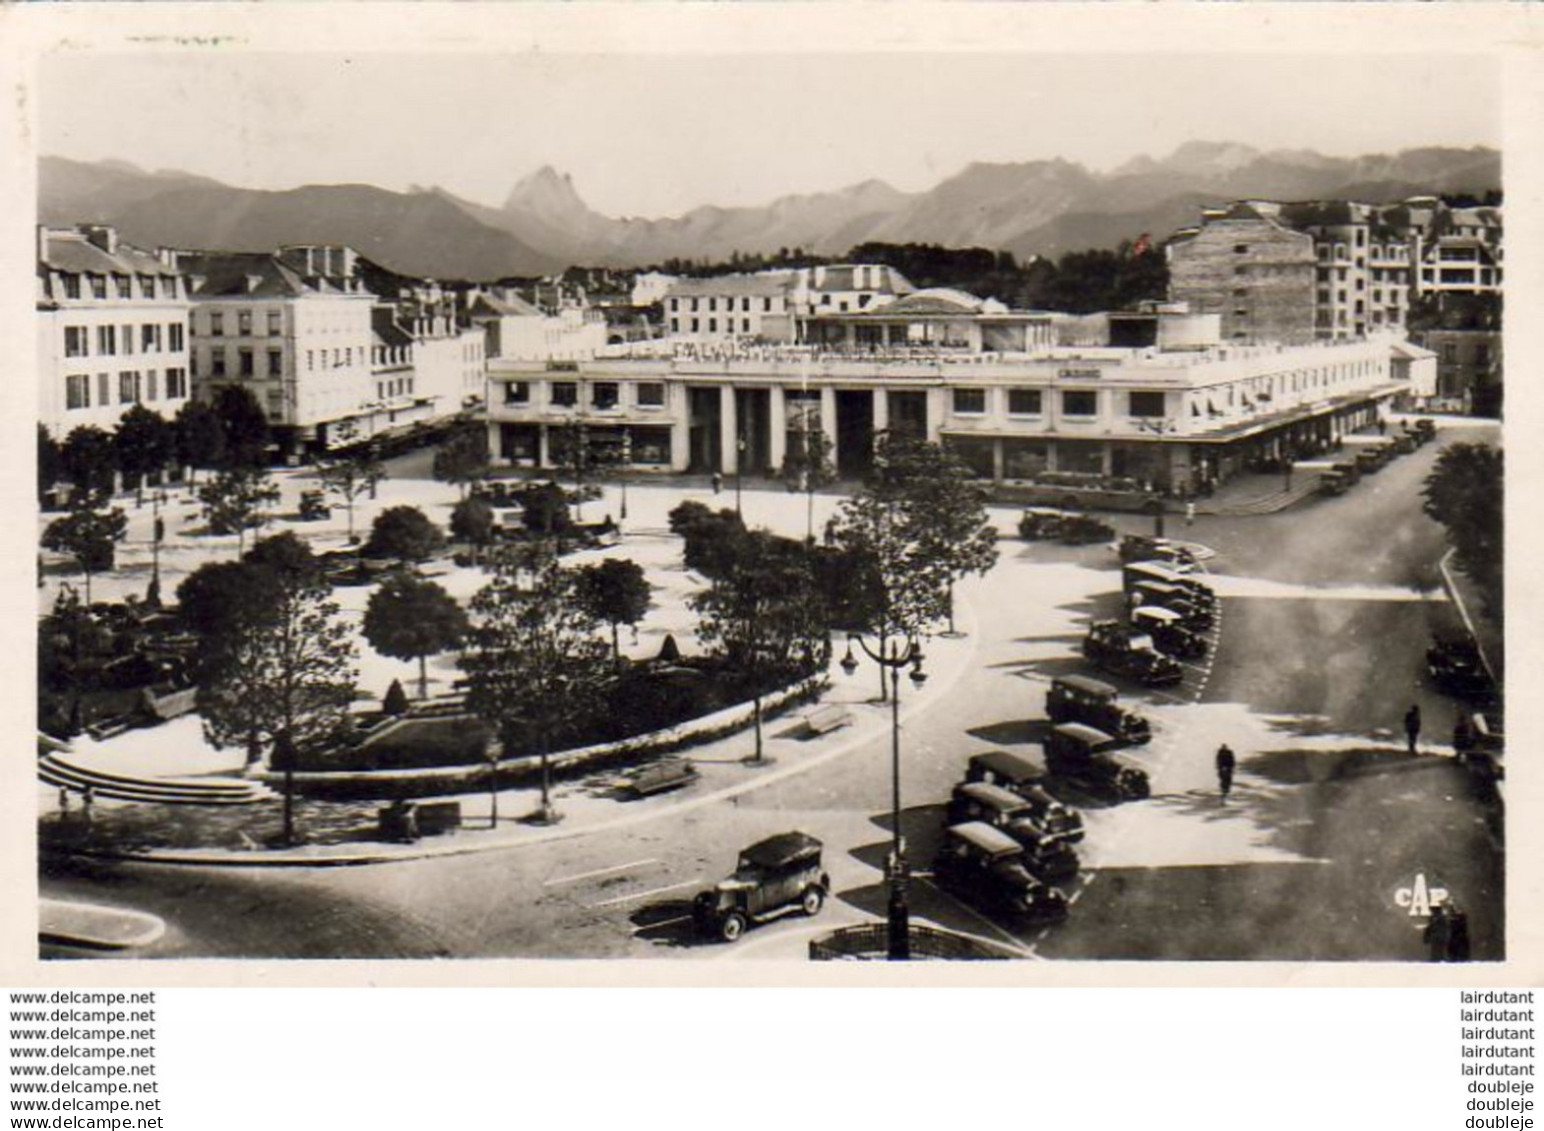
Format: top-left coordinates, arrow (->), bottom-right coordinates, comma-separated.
36,225 -> 193,436
1164,206 -> 1318,345
662,264 -> 914,342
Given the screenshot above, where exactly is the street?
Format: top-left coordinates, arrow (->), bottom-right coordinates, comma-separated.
40,422 -> 1502,962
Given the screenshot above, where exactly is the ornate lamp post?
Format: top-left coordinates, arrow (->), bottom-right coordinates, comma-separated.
840,633 -> 927,960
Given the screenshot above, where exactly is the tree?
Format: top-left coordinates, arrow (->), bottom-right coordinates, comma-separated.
575,558 -> 651,667
363,573 -> 469,699
363,505 -> 446,563
459,546 -> 611,825
517,481 -> 573,541
38,425 -> 62,506
317,450 -> 386,543
195,560 -> 356,845
432,422 -> 490,499
60,426 -> 118,504
780,426 -> 837,542
691,532 -> 829,763
244,530 -> 323,585
210,385 -> 270,470
382,679 -> 410,717
449,495 -> 496,563
173,400 -> 226,483
198,467 -> 281,555
1423,442 -> 1502,618
41,502 -> 127,604
113,405 -> 174,503
178,559 -> 282,643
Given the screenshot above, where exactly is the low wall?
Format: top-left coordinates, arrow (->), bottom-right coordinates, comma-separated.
256,673 -> 828,801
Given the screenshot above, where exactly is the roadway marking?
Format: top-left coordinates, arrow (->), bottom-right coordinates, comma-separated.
632,914 -> 691,934
588,878 -> 702,910
544,858 -> 658,887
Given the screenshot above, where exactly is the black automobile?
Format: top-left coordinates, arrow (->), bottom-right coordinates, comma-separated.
1131,605 -> 1208,660
1123,561 -> 1216,611
1082,620 -> 1185,687
1058,514 -> 1117,546
931,822 -> 1069,925
963,751 -> 1086,843
1018,507 -> 1069,541
1118,534 -> 1198,568
945,783 -> 1080,880
693,831 -> 830,942
1045,674 -> 1152,745
1426,636 -> 1497,703
1131,580 -> 1214,632
1044,723 -> 1151,801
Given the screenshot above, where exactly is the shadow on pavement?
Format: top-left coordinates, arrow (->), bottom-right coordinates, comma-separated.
629,899 -> 708,949
967,718 -> 1052,747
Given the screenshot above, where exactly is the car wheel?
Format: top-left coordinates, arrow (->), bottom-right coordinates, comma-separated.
719,911 -> 747,943
801,887 -> 825,917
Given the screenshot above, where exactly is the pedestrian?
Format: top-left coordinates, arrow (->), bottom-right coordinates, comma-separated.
1422,904 -> 1451,962
1215,743 -> 1236,802
710,471 -> 723,495
58,787 -> 69,814
1404,703 -> 1422,755
1185,500 -> 1195,527
81,784 -> 94,824
1378,416 -> 1388,436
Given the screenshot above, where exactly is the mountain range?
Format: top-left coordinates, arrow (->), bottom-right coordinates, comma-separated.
40,141 -> 1500,280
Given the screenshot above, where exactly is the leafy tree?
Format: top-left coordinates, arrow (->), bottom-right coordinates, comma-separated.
177,559 -> 281,643
668,502 -> 748,578
459,546 -> 611,824
41,502 -> 127,604
517,481 -> 573,541
173,400 -> 226,483
60,425 -> 118,504
1423,442 -> 1502,618
449,495 -> 497,563
575,558 -> 651,666
113,405 -> 174,503
780,427 -> 837,542
363,573 -> 469,699
243,530 -> 323,586
38,425 -> 62,506
209,385 -> 270,471
195,559 -> 356,844
363,505 -> 446,564
198,467 -> 281,555
317,450 -> 386,543
432,421 -> 490,499
691,532 -> 829,763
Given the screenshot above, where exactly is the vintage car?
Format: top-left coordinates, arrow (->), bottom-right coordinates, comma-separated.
693,831 -> 831,942
1426,636 -> 1497,703
1044,723 -> 1152,801
1131,605 -> 1209,660
931,822 -> 1070,924
963,751 -> 1086,843
1354,446 -> 1391,474
1122,561 -> 1216,610
1388,432 -> 1418,455
1018,507 -> 1069,541
1332,461 -> 1362,484
1318,469 -> 1353,497
1082,620 -> 1185,687
1130,580 -> 1214,631
1058,514 -> 1118,546
1411,419 -> 1436,445
1045,674 -> 1152,746
1117,534 -> 1198,569
945,783 -> 1080,880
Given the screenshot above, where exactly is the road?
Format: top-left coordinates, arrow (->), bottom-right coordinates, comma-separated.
40,422 -> 1502,962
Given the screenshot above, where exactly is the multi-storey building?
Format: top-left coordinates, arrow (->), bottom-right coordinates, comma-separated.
176,244 -> 377,455
662,264 -> 914,342
486,290 -> 1416,494
1278,201 -> 1418,340
1164,205 -> 1318,345
468,289 -> 608,362
36,225 -> 192,436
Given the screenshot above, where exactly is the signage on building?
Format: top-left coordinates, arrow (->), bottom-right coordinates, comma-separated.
1057,367 -> 1103,380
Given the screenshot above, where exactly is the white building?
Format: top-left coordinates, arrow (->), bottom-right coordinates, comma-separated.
662,264 -> 915,343
36,225 -> 192,437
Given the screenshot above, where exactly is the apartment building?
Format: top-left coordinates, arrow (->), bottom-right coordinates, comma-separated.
663,264 -> 914,342
1164,206 -> 1318,345
36,225 -> 192,436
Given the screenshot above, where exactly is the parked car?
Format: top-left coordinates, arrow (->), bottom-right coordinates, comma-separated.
1411,419 -> 1436,445
945,783 -> 1080,880
1045,674 -> 1151,745
963,751 -> 1085,843
1058,514 -> 1117,546
931,822 -> 1069,924
1130,580 -> 1214,631
692,831 -> 830,942
1018,507 -> 1069,541
1122,561 -> 1216,610
1332,460 -> 1362,484
297,490 -> 332,521
1131,605 -> 1208,660
1388,432 -> 1418,455
1118,534 -> 1198,569
1354,447 -> 1389,474
1044,723 -> 1152,801
1426,636 -> 1497,703
1318,469 -> 1353,497
1082,620 -> 1185,687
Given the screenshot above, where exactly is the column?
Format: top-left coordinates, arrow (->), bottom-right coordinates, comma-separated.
991,438 -> 1005,483
537,424 -> 551,470
669,413 -> 690,473
871,388 -> 889,437
768,388 -> 787,471
924,389 -> 945,443
720,385 -> 738,474
820,386 -> 838,470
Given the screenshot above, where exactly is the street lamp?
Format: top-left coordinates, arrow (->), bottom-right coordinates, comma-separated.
619,428 -> 632,522
840,632 -> 928,960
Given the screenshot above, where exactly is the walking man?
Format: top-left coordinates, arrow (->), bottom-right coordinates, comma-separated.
1404,703 -> 1422,755
1215,743 -> 1236,802
710,471 -> 723,495
1185,500 -> 1195,527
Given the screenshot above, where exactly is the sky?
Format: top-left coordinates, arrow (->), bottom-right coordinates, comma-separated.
38,51 -> 1499,219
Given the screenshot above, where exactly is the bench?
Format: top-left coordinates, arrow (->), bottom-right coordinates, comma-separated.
629,759 -> 699,797
806,705 -> 855,737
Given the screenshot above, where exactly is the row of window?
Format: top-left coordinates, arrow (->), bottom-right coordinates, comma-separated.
62,322 -> 186,359
377,377 -> 415,400
671,317 -> 757,335
949,388 -> 1165,419
670,296 -> 780,314
503,380 -> 666,410
55,273 -> 178,302
63,368 -> 189,411
204,309 -> 285,337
